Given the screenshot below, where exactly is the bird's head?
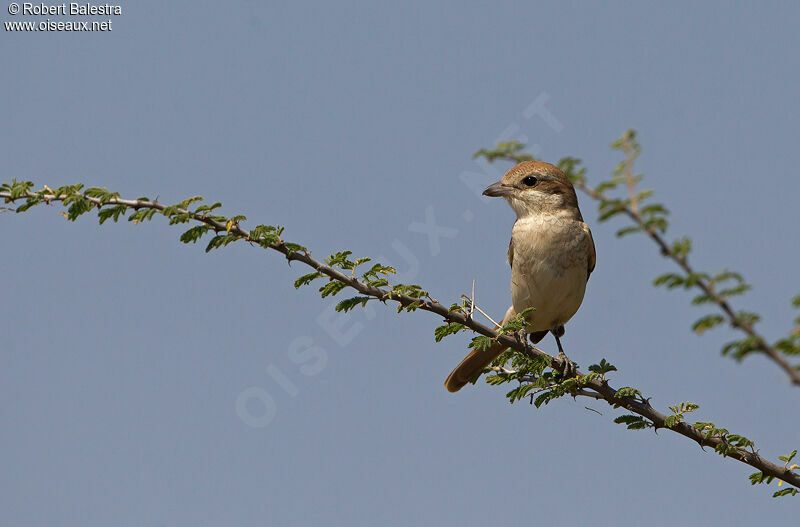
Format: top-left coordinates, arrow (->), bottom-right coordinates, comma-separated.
483,160 -> 582,220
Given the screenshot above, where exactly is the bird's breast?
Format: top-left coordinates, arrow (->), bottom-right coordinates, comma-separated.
509,215 -> 591,331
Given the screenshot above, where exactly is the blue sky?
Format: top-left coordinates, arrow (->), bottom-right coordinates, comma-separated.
2,2 -> 800,525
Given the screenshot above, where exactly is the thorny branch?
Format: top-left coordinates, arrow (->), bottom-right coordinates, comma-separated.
2,183 -> 799,490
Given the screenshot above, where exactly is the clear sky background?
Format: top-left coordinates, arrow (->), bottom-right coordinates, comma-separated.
2,1 -> 800,525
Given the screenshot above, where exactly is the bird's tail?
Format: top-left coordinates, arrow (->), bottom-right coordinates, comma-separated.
444,306 -> 516,393
443,340 -> 507,392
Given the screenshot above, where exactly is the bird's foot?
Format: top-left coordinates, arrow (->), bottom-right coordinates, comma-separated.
555,350 -> 577,378
514,329 -> 530,351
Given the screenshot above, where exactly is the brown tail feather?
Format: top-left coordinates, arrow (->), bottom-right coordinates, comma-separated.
444,306 -> 523,393
443,340 -> 506,393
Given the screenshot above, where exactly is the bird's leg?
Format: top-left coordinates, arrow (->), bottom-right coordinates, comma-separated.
553,331 -> 577,378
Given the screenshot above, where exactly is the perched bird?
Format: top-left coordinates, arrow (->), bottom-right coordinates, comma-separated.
444,160 -> 596,392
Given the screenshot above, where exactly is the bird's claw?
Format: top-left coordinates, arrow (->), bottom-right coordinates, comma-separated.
555,350 -> 577,378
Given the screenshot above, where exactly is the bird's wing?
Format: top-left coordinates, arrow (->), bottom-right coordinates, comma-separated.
507,237 -> 514,268
583,222 -> 596,278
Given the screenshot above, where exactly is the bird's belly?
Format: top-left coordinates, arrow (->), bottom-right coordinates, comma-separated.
511,263 -> 587,331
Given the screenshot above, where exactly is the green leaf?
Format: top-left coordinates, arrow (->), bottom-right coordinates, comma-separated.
177,196 -> 204,209
97,204 -> 127,224
499,307 -> 535,333
639,203 -> 668,216
718,284 -> 751,298
362,262 -> 396,280
129,208 -> 160,223
485,372 -> 515,386
712,270 -> 744,285
4,179 -> 35,199
434,322 -> 465,342
726,434 -> 754,449
204,233 -> 240,252
510,353 -> 550,375
179,225 -> 212,244
250,224 -> 283,239
691,421 -> 728,441
588,359 -> 617,377
533,389 -> 558,408
681,271 -> 709,288
473,141 -> 533,164
319,280 -> 349,298
250,224 -> 283,247
774,336 -> 800,356
557,157 -> 587,185
594,180 -> 619,194
326,251 -> 355,268
691,293 -> 716,305
642,216 -> 668,233
283,242 -> 307,256
82,187 -> 105,199
653,273 -> 685,289
671,237 -> 692,258
194,202 -> 222,214
66,198 -> 92,220
773,488 -> 799,498
715,442 -> 738,457
668,402 -> 699,414
614,387 -> 642,399
15,197 -> 41,212
616,225 -> 642,238
335,296 -> 370,312
692,314 -> 724,335
352,257 -> 371,270
613,414 -> 652,430
597,203 -> 626,222
469,336 -> 495,352
54,183 -> 84,198
391,284 -> 430,300
294,272 -> 322,289
399,300 -> 424,312
734,311 -> 761,326
506,384 -> 538,404
721,336 -> 761,361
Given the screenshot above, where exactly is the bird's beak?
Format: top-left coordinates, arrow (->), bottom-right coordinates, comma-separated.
483,181 -> 514,197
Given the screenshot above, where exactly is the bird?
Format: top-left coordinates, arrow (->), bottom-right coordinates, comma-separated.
444,160 -> 596,392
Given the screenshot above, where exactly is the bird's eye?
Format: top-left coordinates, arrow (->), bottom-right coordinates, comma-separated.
522,176 -> 537,187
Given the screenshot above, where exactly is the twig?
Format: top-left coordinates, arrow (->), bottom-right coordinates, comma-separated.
621,136 -> 640,215
461,294 -> 500,327
573,177 -> 800,387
